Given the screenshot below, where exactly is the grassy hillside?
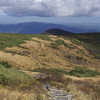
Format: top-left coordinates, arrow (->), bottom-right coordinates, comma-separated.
0,33 -> 53,49
0,32 -> 100,100
0,61 -> 47,100
65,33 -> 100,58
0,32 -> 100,58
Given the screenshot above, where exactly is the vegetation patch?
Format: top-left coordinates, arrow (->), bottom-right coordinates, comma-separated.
64,33 -> 100,58
0,61 -> 12,68
0,33 -> 53,50
33,35 -> 53,42
0,33 -> 34,49
69,66 -> 100,77
0,63 -> 46,99
0,64 -> 31,86
30,68 -> 100,100
51,39 -> 69,48
29,68 -> 68,75
51,43 -> 59,48
55,40 -> 68,46
32,39 -> 41,43
29,67 -> 100,78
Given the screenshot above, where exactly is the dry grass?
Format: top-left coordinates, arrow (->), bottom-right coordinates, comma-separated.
0,35 -> 100,71
0,34 -> 100,100
0,87 -> 36,100
35,70 -> 100,100
0,63 -> 48,100
0,86 -> 48,100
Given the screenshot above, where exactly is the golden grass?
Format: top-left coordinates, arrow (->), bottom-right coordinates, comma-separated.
0,34 -> 100,100
0,87 -> 36,100
0,35 -> 99,71
36,71 -> 100,100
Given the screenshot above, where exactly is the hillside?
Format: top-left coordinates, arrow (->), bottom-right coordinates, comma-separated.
0,31 -> 100,100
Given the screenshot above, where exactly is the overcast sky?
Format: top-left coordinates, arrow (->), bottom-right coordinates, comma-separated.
0,0 -> 100,24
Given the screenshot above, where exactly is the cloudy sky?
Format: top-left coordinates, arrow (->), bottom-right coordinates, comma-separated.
0,0 -> 100,24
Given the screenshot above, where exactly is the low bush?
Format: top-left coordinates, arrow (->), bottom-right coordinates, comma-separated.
0,74 -> 8,85
51,43 -> 59,48
69,66 -> 100,77
0,61 -> 12,68
29,68 -> 68,75
55,39 -> 68,47
51,39 -> 69,48
0,64 -> 31,86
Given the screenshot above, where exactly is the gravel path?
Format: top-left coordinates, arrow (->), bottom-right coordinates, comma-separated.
31,75 -> 75,100
43,82 -> 75,100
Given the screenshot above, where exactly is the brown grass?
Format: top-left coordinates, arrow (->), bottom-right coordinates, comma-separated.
36,71 -> 100,100
0,86 -> 48,100
0,35 -> 99,71
0,34 -> 100,100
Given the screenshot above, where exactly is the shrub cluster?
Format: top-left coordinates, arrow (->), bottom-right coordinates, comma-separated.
51,39 -> 69,48
0,61 -> 12,68
69,66 -> 100,77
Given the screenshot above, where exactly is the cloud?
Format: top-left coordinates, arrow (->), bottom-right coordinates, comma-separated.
0,0 -> 100,17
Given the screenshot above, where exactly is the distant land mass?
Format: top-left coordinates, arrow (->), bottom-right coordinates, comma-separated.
41,28 -> 74,35
0,22 -> 99,34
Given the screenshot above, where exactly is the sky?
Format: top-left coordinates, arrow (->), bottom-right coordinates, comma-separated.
0,0 -> 100,24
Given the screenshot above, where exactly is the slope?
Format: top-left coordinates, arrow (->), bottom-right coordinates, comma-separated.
0,31 -> 100,100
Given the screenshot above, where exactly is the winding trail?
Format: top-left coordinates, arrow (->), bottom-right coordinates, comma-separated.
31,75 -> 75,100
43,82 -> 75,100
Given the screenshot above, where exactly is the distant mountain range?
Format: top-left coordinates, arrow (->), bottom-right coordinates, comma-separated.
0,22 -> 99,34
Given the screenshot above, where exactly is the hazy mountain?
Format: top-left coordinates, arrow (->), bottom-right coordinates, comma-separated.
64,22 -> 100,32
0,22 -> 98,34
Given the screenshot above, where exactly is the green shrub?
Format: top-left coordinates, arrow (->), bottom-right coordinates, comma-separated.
29,68 -> 68,75
51,39 -> 69,48
0,61 -> 12,68
69,66 -> 100,77
0,64 -> 31,86
55,40 -> 68,47
51,43 -> 59,48
0,74 -> 8,84
76,56 -> 83,60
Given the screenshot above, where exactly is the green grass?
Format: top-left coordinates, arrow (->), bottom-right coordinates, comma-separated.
69,66 -> 100,77
29,67 -> 100,78
63,33 -> 100,58
51,39 -> 69,48
0,63 -> 31,86
0,61 -> 12,68
0,33 -> 34,49
51,43 -> 59,48
33,35 -> 53,42
29,68 -> 68,74
0,33 -> 53,50
55,40 -> 68,46
0,62 -> 46,99
0,32 -> 100,58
